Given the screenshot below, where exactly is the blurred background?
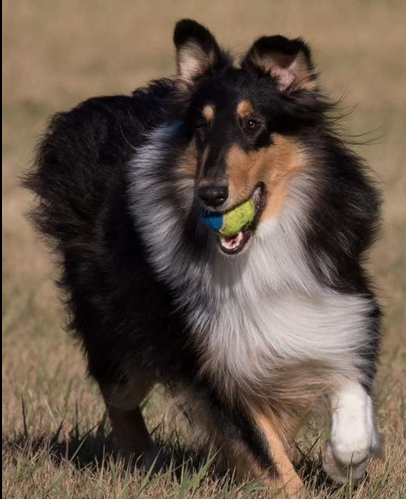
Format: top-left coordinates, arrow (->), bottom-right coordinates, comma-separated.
3,1 -> 406,497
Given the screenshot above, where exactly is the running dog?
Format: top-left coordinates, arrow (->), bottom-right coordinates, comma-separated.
25,19 -> 382,496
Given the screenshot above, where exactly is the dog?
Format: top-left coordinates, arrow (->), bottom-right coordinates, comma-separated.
25,19 -> 382,496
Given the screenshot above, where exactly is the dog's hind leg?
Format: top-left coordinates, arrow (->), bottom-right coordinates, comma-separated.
185,387 -> 304,498
101,374 -> 161,470
252,411 -> 304,498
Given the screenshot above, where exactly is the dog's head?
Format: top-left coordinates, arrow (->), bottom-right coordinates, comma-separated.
172,19 -> 324,255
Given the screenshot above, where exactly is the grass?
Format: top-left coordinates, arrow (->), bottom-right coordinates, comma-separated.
2,0 -> 406,497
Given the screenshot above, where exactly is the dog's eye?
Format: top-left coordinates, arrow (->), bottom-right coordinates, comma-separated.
246,119 -> 259,130
242,116 -> 264,136
245,118 -> 261,133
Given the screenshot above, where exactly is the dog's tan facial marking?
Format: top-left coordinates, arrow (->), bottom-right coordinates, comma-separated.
261,135 -> 307,221
236,100 -> 255,119
175,140 -> 199,200
226,145 -> 258,205
176,140 -> 198,178
226,136 -> 307,217
174,140 -> 199,211
202,105 -> 215,122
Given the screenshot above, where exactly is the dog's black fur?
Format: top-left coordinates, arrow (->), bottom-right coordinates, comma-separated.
26,90 -> 191,383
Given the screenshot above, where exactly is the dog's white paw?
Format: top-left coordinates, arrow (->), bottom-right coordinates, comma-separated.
323,441 -> 369,484
323,382 -> 381,483
330,400 -> 376,466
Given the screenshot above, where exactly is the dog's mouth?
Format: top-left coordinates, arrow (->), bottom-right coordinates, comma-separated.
218,184 -> 265,255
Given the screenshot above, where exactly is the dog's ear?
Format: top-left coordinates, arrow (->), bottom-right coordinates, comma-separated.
242,36 -> 317,92
174,19 -> 230,85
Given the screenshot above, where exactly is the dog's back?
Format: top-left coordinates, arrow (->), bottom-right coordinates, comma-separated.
26,87 -> 170,248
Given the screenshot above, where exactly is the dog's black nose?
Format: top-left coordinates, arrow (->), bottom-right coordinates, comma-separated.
198,185 -> 229,208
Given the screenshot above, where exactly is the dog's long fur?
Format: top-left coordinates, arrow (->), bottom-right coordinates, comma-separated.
25,19 -> 382,494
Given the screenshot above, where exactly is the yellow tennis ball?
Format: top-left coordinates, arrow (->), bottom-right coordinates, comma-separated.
219,199 -> 255,237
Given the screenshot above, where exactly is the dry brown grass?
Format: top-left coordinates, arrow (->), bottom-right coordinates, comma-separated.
2,1 -> 406,497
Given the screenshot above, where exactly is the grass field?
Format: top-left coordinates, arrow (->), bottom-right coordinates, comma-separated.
2,1 -> 406,497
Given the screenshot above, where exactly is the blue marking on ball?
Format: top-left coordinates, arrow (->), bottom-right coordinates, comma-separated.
201,210 -> 224,232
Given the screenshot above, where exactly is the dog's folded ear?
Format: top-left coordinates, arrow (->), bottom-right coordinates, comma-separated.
242,36 -> 317,92
174,19 -> 231,85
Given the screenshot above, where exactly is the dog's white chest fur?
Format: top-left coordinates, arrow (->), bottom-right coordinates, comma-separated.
186,221 -> 373,393
195,286 -> 371,390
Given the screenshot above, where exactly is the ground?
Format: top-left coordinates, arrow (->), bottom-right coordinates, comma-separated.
2,1 -> 406,497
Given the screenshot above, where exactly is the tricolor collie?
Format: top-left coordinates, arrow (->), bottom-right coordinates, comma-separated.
25,19 -> 382,496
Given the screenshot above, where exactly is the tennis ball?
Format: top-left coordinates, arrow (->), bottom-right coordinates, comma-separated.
220,199 -> 255,236
201,198 -> 255,237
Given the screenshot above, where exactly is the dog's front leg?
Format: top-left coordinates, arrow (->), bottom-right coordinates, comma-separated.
101,375 -> 162,471
323,380 -> 381,483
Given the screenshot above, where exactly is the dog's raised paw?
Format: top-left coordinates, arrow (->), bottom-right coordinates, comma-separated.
323,383 -> 383,483
322,440 -> 370,484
